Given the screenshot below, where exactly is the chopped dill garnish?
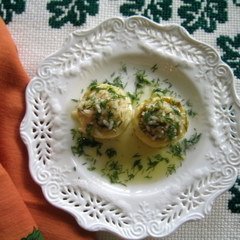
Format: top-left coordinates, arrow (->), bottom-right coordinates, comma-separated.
104,76 -> 126,89
121,64 -> 127,73
88,166 -> 96,171
105,148 -> 117,158
185,100 -> 192,107
169,143 -> 184,159
85,157 -> 97,171
101,159 -> 125,185
86,124 -> 94,137
70,66 -> 202,185
142,110 -> 152,124
171,106 -> 181,116
185,100 -> 197,118
146,157 -> 160,172
182,132 -> 201,152
112,76 -> 126,89
152,87 -> 173,96
157,154 -> 169,164
127,91 -> 140,104
169,132 -> 202,158
71,128 -> 78,140
132,159 -> 143,171
144,175 -> 152,179
163,79 -> 172,89
135,70 -> 151,89
166,164 -> 176,176
110,72 -> 115,78
88,80 -> 98,90
99,99 -> 109,109
107,87 -> 126,99
166,122 -> 180,140
132,153 -> 141,158
146,154 -> 169,173
150,77 -> 161,88
126,171 -> 135,181
151,64 -> 158,72
187,109 -> 197,118
71,128 -> 102,156
71,98 -> 78,103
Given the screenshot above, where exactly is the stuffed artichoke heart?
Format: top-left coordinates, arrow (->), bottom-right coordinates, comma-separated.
133,96 -> 188,148
72,83 -> 132,139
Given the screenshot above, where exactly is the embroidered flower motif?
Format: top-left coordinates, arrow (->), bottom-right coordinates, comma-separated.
0,0 -> 26,24
217,34 -> 240,79
228,176 -> 240,213
233,0 -> 240,6
120,0 -> 172,23
178,0 -> 228,33
47,0 -> 99,28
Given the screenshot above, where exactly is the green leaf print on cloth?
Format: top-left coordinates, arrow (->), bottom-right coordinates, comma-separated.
0,0 -> 26,24
233,0 -> 240,6
47,0 -> 99,28
120,0 -> 172,23
178,0 -> 227,34
228,177 -> 240,213
217,34 -> 240,79
21,228 -> 44,240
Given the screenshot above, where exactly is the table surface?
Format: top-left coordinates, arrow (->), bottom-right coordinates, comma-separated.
2,0 -> 240,239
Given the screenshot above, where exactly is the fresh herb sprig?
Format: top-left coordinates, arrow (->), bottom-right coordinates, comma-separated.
185,100 -> 197,118
151,64 -> 158,72
128,70 -> 153,104
169,143 -> 184,159
127,91 -> 140,104
182,132 -> 202,152
169,132 -> 202,159
166,164 -> 176,176
135,70 -> 152,89
71,128 -> 102,157
125,155 -> 144,181
88,79 -> 98,90
101,159 -> 126,185
146,154 -> 169,173
71,98 -> 78,103
21,228 -> 44,240
121,64 -> 127,73
104,75 -> 127,89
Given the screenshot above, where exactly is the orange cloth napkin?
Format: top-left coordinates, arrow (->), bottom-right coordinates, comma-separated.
0,18 -> 95,240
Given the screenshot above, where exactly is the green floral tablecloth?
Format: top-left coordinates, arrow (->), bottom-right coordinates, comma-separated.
1,0 -> 239,239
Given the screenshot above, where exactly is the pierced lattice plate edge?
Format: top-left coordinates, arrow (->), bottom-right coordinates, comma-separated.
20,16 -> 240,239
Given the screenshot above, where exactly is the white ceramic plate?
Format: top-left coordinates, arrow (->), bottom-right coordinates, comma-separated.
20,16 -> 240,239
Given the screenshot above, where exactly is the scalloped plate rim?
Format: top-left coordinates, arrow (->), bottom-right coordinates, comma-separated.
20,16 -> 240,239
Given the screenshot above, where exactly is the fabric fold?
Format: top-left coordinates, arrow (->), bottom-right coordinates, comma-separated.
0,164 -> 37,240
0,18 -> 95,240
